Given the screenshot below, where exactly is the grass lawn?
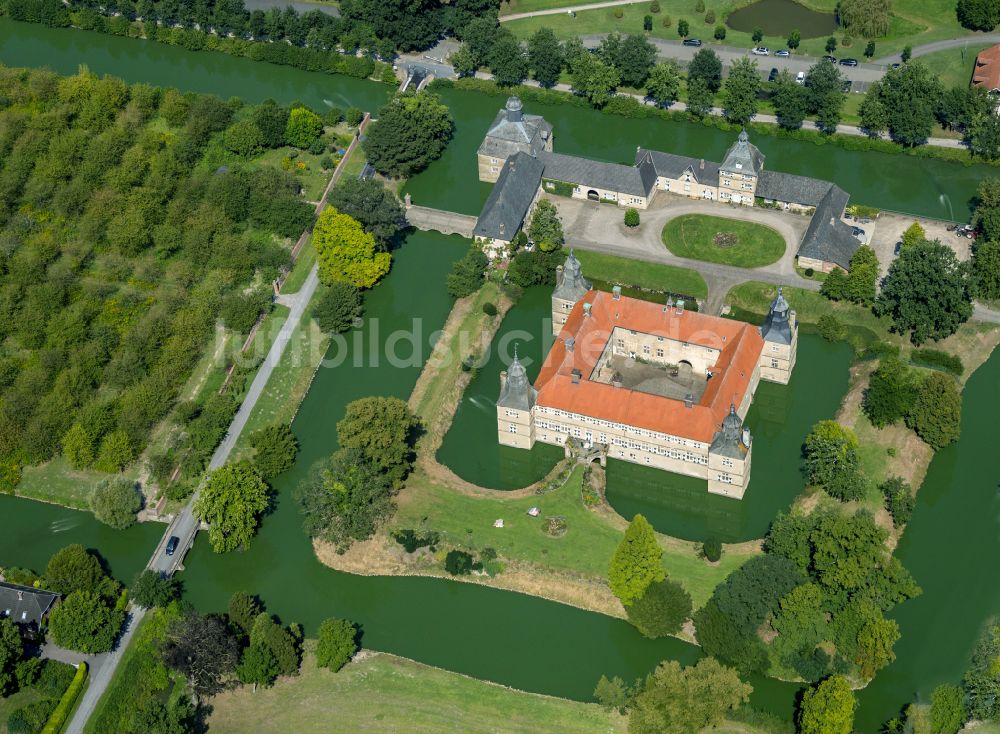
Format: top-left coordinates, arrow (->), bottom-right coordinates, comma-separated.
914,42 -> 991,88
725,280 -> 891,333
504,0 -> 972,66
573,249 -> 708,299
255,146 -> 334,202
208,648 -> 625,734
15,457 -> 133,511
396,467 -> 753,610
280,242 -> 317,295
662,214 -> 785,268
0,688 -> 46,734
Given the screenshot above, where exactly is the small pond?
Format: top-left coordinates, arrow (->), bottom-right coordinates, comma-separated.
726,0 -> 838,38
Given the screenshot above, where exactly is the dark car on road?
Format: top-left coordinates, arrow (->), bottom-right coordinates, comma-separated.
768,68 -> 779,82
682,38 -> 703,47
165,535 -> 180,556
839,58 -> 859,66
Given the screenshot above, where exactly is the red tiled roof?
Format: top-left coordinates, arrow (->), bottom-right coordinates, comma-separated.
534,290 -> 764,443
973,45 -> 1000,91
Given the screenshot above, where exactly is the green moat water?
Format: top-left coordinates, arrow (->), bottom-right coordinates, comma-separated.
0,18 -> 997,727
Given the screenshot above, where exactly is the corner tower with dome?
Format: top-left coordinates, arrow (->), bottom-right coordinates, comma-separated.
495,254 -> 798,500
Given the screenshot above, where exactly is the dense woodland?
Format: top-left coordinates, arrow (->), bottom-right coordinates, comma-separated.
0,67 -> 330,492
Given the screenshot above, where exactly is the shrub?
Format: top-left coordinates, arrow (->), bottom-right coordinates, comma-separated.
662,14 -> 672,26
90,477 -> 142,529
644,14 -> 653,31
250,424 -> 299,481
482,302 -> 498,316
649,0 -> 660,10
705,9 -> 715,23
910,348 -> 963,376
313,281 -> 363,334
818,314 -> 846,342
7,700 -> 57,734
345,107 -> 364,127
906,372 -> 962,449
33,661 -> 76,699
804,267 -> 815,277
702,536 -> 722,562
130,570 -> 179,608
714,25 -> 726,40
881,477 -> 915,528
626,578 -> 693,638
392,529 -> 439,553
695,0 -> 705,10
624,208 -> 640,227
315,618 -> 358,672
444,550 -> 475,575
613,7 -> 624,18
40,662 -> 87,734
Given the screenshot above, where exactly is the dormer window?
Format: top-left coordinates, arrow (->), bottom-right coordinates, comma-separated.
735,162 -> 743,169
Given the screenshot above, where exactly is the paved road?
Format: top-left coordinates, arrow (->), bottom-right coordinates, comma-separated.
501,0 -> 646,22
875,33 -> 1000,64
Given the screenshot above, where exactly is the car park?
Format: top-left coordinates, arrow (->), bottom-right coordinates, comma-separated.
775,49 -> 790,57
767,68 -> 779,82
683,38 -> 703,47
751,47 -> 770,55
839,58 -> 859,66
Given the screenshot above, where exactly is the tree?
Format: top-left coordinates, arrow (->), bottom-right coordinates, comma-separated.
594,674 -> 629,712
249,613 -> 300,676
223,119 -> 265,158
599,33 -> 657,89
803,420 -> 867,501
284,106 -> 323,148
957,0 -> 1000,30
608,514 -> 664,606
327,177 -> 404,249
528,199 -> 564,251
0,618 -> 23,696
974,177 -> 1000,242
805,60 -> 846,133
447,246 -> 490,298
752,27 -> 763,43
839,0 -> 891,37
841,245 -> 879,305
873,63 -> 944,147
336,396 -> 419,487
315,618 -> 358,671
859,86 -> 889,137
461,17 -> 501,67
490,34 -> 528,87
901,45 -> 912,62
714,25 -> 726,40
313,281 -> 363,333
626,578 -> 692,638
686,77 -> 714,118
862,354 -> 917,428
250,424 -> 299,481
450,43 -> 477,76
855,612 -> 900,679
798,675 -> 856,734
973,239 -> 1000,299
787,29 -> 801,50
228,591 -> 263,637
875,239 -> 973,344
312,208 -> 392,289
963,624 -> 1000,721
193,462 -> 271,553
527,28 -> 563,88
362,91 -> 454,178
677,18 -> 690,37
624,208 -> 640,227
865,40 -> 876,58
825,36 -> 837,54
345,107 -> 365,127
571,53 -> 620,107
130,570 -> 180,608
881,477 -> 915,528
48,590 -> 124,653
899,221 -> 926,251
645,61 -> 681,107
295,449 -> 397,552
90,476 -> 142,529
906,371 -> 962,449
45,544 -> 117,597
688,48 -> 723,92
722,57 -> 760,125
251,101 -> 289,148
62,423 -> 95,469
930,684 -> 966,734
629,658 -> 752,734
969,112 -> 1000,161
162,610 -> 240,699
237,641 -> 278,690
94,429 -> 134,473
772,70 -> 808,129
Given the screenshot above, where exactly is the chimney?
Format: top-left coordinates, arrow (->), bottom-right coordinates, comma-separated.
699,158 -> 705,170
571,368 -> 582,384
684,393 -> 694,408
676,299 -> 685,316
564,337 -> 575,352
556,265 -> 564,287
499,370 -> 508,391
499,223 -> 505,236
830,216 -> 835,226
612,285 -> 621,300
583,303 -> 592,317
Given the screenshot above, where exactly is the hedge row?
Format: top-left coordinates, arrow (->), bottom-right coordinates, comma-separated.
911,348 -> 964,375
41,662 -> 88,734
434,78 -> 989,169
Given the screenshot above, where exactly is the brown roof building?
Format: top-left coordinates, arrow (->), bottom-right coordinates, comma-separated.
973,45 -> 1000,93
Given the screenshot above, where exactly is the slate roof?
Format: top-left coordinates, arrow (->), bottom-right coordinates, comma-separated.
797,185 -> 860,270
473,152 -> 544,241
720,130 -> 765,176
539,152 -> 654,198
0,582 -> 58,629
636,148 -> 721,187
478,97 -> 553,161
756,170 -> 834,207
760,287 -> 794,345
553,249 -> 592,303
497,350 -> 538,411
709,405 -> 750,460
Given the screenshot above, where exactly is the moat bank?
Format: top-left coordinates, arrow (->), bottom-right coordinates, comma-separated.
0,18 -> 992,222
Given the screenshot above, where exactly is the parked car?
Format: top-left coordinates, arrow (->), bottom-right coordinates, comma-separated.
796,71 -> 805,84
165,536 -> 180,556
839,58 -> 859,66
776,49 -> 790,57
751,47 -> 770,55
852,226 -> 866,240
890,62 -> 901,69
894,241 -> 902,256
822,55 -> 837,63
768,68 -> 779,82
682,38 -> 703,47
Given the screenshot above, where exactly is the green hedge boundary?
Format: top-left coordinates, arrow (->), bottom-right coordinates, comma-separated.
41,661 -> 88,734
433,78 -> 990,168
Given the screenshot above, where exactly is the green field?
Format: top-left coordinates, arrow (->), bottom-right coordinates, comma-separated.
913,43 -> 992,88
503,0 -> 973,65
207,647 -> 625,734
573,249 -> 709,299
397,467 -> 754,609
662,214 -> 786,268
725,280 -> 890,331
